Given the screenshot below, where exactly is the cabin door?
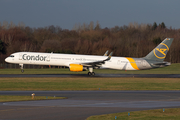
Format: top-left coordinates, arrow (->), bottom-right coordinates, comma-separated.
117,60 -> 121,65
19,53 -> 22,60
143,60 -> 146,67
46,55 -> 50,62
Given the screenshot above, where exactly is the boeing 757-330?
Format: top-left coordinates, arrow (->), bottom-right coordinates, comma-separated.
5,38 -> 173,76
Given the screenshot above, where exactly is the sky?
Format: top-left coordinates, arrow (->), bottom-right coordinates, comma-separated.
0,0 -> 180,29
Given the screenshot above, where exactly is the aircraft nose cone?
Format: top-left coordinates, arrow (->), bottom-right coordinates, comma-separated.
5,58 -> 9,62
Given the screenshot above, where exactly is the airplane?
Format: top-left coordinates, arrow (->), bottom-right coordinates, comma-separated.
5,38 -> 173,76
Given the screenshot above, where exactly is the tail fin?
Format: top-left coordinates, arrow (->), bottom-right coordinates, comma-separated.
144,38 -> 173,61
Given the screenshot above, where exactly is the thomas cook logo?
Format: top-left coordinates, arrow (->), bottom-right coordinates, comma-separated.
153,43 -> 169,59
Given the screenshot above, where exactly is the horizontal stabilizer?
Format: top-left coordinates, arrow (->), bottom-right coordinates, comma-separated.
151,62 -> 171,66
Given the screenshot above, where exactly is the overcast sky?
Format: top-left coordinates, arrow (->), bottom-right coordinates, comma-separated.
0,0 -> 180,29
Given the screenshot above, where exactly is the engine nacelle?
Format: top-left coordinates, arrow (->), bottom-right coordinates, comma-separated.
69,64 -> 86,72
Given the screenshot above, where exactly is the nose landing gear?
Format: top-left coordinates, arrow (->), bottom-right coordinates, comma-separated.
19,64 -> 24,73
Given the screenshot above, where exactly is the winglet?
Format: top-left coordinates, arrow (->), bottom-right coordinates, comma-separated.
103,50 -> 109,56
109,52 -> 113,58
105,52 -> 113,61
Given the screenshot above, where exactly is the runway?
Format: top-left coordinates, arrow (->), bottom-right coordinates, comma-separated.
0,74 -> 180,78
1,91 -> 180,120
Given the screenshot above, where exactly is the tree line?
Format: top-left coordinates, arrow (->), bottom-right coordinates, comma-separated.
0,21 -> 180,63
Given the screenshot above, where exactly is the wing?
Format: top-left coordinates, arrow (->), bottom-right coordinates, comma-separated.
80,52 -> 113,68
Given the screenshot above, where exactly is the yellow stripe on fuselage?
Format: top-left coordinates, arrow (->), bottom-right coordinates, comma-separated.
125,57 -> 140,70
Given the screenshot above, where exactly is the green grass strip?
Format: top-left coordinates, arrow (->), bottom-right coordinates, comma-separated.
0,77 -> 180,91
86,108 -> 180,120
0,95 -> 66,102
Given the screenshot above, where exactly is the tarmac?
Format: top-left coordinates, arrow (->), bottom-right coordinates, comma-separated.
1,91 -> 180,120
0,73 -> 180,78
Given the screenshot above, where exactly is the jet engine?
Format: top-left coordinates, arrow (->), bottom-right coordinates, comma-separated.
69,64 -> 87,72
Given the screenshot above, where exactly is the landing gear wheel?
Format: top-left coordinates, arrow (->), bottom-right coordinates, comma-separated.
88,72 -> 92,76
92,72 -> 95,76
21,69 -> 24,73
88,72 -> 95,76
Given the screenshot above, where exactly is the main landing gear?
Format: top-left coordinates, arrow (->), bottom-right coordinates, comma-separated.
19,64 -> 24,73
88,72 -> 95,76
88,67 -> 95,76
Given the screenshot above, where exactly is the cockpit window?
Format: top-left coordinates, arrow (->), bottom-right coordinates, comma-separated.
9,55 -> 14,57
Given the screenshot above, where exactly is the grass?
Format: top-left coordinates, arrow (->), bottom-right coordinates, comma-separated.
0,95 -> 66,102
0,63 -> 180,74
0,64 -> 179,119
86,108 -> 180,120
0,77 -> 180,91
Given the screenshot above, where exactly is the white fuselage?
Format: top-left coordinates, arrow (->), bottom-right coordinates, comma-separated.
5,52 -> 147,70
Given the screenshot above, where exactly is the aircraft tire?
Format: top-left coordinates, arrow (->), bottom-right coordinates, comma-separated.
21,69 -> 24,73
88,72 -> 95,76
88,72 -> 92,76
92,72 -> 95,76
